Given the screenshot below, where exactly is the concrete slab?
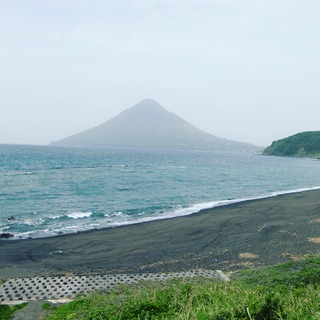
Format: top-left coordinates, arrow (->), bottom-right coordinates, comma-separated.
0,269 -> 227,304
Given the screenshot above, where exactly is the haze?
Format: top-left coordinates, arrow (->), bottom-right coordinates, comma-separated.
1,0 -> 320,147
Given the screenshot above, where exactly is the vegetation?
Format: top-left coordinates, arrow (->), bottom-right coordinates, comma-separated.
0,303 -> 28,320
42,302 -> 55,311
45,256 -> 320,320
263,131 -> 320,158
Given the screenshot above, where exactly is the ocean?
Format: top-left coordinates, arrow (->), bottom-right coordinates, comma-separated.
1,144 -> 319,239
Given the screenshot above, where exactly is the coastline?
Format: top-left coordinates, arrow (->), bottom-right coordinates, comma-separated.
1,189 -> 320,278
4,186 -> 320,240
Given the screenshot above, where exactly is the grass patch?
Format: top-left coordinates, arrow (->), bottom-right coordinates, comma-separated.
42,302 -> 55,311
234,254 -> 320,288
0,303 -> 28,320
45,256 -> 320,320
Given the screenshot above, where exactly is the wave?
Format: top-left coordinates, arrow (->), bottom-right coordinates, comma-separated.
269,186 -> 320,196
48,214 -> 64,220
67,211 -> 93,219
0,171 -> 35,176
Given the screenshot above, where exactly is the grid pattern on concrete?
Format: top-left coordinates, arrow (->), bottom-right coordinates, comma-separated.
0,269 -> 227,304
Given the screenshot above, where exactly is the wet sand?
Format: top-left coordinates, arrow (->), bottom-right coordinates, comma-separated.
1,189 -> 320,278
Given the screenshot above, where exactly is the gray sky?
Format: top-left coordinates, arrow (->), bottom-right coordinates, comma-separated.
1,0 -> 320,147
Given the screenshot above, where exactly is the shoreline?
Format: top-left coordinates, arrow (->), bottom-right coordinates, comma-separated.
1,189 -> 320,278
3,185 -> 320,241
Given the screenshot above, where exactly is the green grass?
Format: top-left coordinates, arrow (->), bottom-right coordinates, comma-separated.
234,255 -> 320,287
0,303 -> 28,320
42,302 -> 55,311
45,256 -> 320,320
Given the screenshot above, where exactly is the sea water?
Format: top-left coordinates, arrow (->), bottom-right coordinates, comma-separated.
1,144 -> 320,239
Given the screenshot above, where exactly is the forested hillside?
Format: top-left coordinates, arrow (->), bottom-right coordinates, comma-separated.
263,131 -> 320,158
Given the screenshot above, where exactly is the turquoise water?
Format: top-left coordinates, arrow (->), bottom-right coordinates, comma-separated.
1,144 -> 319,239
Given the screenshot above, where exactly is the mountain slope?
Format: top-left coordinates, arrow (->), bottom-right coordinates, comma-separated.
51,99 -> 258,152
263,131 -> 320,158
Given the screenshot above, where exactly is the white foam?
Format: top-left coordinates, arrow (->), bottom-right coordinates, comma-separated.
20,218 -> 45,226
49,215 -> 64,220
67,211 -> 92,219
104,211 -> 124,217
270,186 -> 320,196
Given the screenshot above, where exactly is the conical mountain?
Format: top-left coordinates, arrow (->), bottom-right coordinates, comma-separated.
51,99 -> 258,152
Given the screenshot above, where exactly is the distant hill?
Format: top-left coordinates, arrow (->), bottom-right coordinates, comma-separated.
51,99 -> 259,152
263,131 -> 320,158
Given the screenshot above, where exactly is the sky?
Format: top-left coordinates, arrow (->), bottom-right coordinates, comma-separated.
1,0 -> 320,147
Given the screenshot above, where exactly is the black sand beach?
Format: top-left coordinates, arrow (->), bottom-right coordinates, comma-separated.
1,189 -> 320,278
